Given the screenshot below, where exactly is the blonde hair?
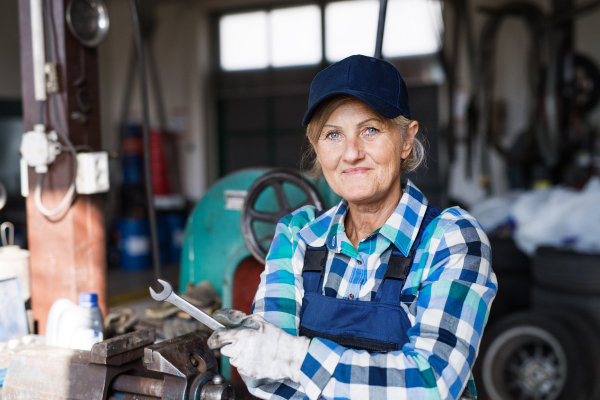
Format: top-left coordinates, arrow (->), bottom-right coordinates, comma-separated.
302,95 -> 426,179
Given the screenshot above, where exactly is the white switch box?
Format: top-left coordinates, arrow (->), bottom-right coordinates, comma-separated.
20,125 -> 61,173
76,152 -> 110,194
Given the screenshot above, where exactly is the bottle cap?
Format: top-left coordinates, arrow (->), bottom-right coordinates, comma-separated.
79,292 -> 98,308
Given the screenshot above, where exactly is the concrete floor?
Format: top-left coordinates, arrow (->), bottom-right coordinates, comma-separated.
107,263 -> 180,306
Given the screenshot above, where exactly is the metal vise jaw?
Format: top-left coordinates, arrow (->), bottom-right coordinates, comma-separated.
2,329 -> 153,400
143,332 -> 233,400
3,329 -> 234,400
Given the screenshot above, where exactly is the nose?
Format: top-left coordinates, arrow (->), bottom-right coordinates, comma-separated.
342,138 -> 364,164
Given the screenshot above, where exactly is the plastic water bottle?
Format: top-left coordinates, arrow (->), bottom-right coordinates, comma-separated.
46,293 -> 104,350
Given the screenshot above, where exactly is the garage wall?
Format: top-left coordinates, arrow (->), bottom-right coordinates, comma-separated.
0,0 -> 22,99
99,0 -> 213,201
446,0 -> 551,206
448,0 -> 600,207
1,0 -> 598,202
96,0 -> 600,204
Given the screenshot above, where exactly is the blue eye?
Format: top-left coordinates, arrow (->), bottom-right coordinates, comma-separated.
365,127 -> 379,135
326,132 -> 341,140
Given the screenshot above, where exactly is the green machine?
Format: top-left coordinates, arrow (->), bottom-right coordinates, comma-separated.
179,168 -> 340,377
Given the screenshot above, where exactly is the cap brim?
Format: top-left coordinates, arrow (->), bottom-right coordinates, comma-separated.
302,90 -> 407,127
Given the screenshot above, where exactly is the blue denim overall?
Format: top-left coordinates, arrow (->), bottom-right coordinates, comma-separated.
298,206 -> 477,399
299,206 -> 441,353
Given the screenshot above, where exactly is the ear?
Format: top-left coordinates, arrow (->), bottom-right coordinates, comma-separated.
400,121 -> 419,160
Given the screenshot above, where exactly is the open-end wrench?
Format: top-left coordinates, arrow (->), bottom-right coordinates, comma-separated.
149,279 -> 225,331
151,280 -> 279,388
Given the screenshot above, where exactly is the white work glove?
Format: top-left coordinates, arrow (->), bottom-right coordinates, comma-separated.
208,309 -> 310,385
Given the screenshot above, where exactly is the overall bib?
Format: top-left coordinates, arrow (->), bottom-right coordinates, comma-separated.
299,206 -> 477,399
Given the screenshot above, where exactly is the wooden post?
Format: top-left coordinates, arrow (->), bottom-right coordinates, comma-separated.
18,0 -> 107,334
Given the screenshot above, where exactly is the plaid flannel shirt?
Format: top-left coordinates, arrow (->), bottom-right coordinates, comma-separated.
249,179 -> 497,400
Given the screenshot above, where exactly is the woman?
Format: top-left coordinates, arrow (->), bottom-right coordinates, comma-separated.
208,55 -> 497,400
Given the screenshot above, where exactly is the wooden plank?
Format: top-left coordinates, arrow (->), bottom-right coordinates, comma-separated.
18,0 -> 107,334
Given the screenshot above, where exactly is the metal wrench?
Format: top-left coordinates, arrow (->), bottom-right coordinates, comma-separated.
149,279 -> 225,331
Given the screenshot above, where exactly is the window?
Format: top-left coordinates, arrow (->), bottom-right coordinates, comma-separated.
325,1 -> 379,62
219,6 -> 322,71
326,0 -> 443,62
220,11 -> 269,71
270,6 -> 322,67
382,0 -> 443,58
219,0 -> 443,70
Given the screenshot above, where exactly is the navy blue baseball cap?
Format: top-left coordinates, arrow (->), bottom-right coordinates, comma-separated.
302,55 -> 411,127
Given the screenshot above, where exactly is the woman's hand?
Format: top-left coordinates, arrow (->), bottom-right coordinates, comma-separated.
208,309 -> 311,384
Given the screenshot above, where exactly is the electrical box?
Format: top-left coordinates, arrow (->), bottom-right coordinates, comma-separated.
20,124 -> 61,173
76,152 -> 109,194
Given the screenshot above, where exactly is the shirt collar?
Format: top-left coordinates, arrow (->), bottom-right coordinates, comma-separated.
298,179 -> 429,257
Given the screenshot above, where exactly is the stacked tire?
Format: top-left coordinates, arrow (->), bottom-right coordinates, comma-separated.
485,238 -> 532,325
476,246 -> 600,400
532,247 -> 600,329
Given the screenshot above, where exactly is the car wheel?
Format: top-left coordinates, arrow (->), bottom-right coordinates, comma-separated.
480,311 -> 586,400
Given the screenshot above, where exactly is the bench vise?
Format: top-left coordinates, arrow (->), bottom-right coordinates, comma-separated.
2,328 -> 237,400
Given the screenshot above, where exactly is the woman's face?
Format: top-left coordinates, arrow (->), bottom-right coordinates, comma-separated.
311,99 -> 418,205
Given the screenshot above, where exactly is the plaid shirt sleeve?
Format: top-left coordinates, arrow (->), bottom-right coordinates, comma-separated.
251,206 -> 315,335
251,207 -> 497,400
248,206 -> 315,400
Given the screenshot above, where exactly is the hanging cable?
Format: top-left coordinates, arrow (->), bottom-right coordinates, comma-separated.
32,0 -> 78,218
128,0 -> 162,281
38,100 -> 45,124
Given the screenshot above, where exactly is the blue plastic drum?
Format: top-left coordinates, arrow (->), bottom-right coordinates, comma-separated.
117,218 -> 151,270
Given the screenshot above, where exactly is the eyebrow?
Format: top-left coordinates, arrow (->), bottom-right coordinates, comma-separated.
323,118 -> 381,129
357,117 -> 381,126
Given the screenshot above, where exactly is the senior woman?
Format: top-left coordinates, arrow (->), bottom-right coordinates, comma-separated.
208,55 -> 497,400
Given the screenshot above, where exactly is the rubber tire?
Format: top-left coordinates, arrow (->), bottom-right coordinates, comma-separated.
534,247 -> 600,295
487,275 -> 531,327
547,311 -> 600,400
490,238 -> 532,276
476,311 -> 586,400
532,286 -> 600,334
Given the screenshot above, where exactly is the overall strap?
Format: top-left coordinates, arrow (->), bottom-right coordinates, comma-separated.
302,209 -> 329,293
302,245 -> 327,293
376,206 -> 442,304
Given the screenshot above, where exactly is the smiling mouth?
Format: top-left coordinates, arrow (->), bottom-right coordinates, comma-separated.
343,168 -> 371,175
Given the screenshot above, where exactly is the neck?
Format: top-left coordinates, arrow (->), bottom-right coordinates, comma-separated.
345,177 -> 403,249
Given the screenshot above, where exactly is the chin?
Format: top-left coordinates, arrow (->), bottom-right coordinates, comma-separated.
341,188 -> 380,204
344,195 -> 377,204
334,177 -> 374,200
